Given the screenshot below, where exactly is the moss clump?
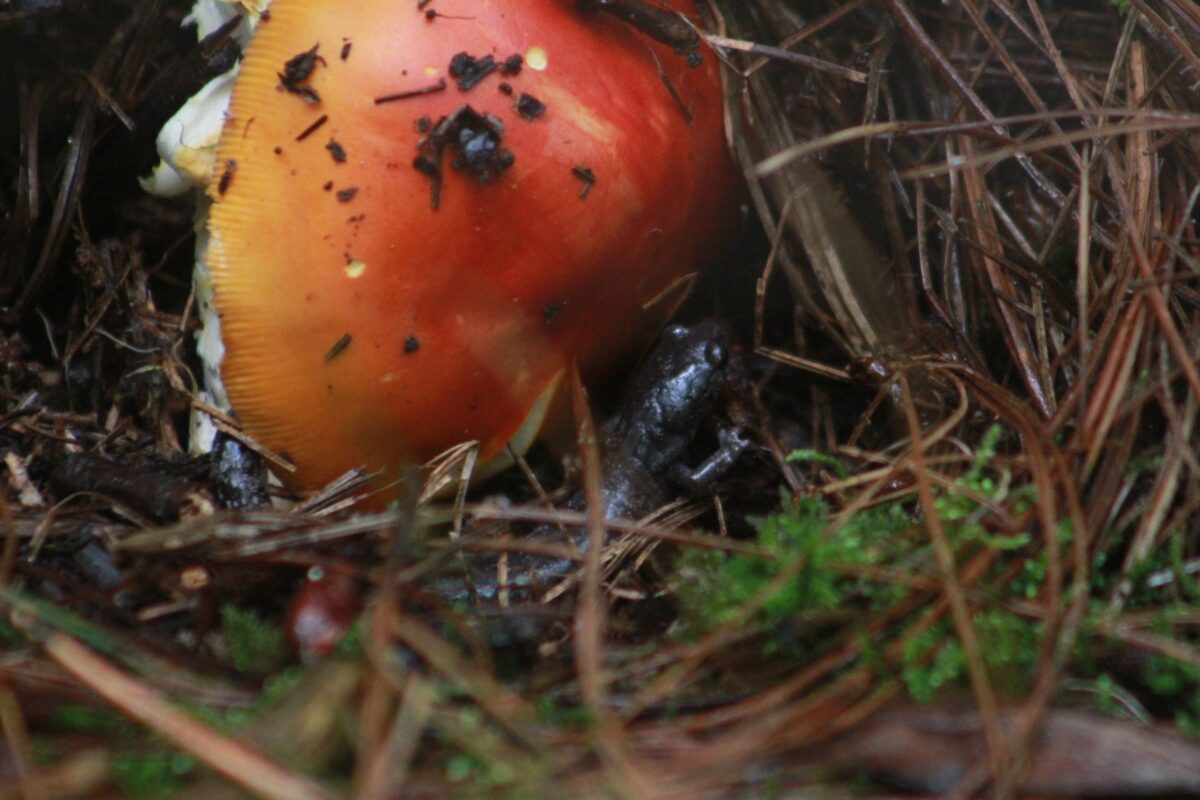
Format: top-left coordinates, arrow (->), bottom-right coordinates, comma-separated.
671,493 -> 911,650
673,425 -> 1053,697
901,610 -> 1043,700
50,703 -> 132,736
0,617 -> 24,647
219,604 -> 288,675
1142,609 -> 1200,734
110,747 -> 196,800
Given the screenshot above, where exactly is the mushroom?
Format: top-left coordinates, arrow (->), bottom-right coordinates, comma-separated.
192,0 -> 736,493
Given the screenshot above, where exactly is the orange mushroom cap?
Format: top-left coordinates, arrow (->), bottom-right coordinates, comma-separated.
206,0 -> 736,492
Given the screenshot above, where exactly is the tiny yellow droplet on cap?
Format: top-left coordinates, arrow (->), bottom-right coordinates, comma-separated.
344,259 -> 367,278
525,46 -> 548,71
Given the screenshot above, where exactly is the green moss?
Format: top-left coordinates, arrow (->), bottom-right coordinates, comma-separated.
678,421 -> 1200,737
902,621 -> 965,703
936,426 -> 1031,551
442,712 -> 544,799
674,424 -> 1055,698
1142,609 -> 1200,734
446,752 -> 479,782
975,609 -> 1043,689
535,696 -> 592,727
1087,673 -> 1123,716
219,604 -> 288,675
672,492 -> 910,649
51,703 -> 132,735
1167,532 -> 1200,602
0,617 -> 23,646
260,666 -> 305,706
785,448 -> 849,477
334,618 -> 364,657
901,609 -> 1042,700
110,747 -> 196,800
446,751 -> 517,788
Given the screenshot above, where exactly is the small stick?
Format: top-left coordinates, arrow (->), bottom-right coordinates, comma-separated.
374,78 -> 447,105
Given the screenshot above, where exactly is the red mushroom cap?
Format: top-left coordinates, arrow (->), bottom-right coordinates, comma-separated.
206,0 -> 736,492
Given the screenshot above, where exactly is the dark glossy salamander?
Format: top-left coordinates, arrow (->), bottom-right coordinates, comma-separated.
442,320 -> 749,604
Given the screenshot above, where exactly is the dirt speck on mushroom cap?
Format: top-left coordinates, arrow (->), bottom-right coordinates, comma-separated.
206,0 -> 736,491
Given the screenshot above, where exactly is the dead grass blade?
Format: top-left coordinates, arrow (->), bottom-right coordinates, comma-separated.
39,633 -> 334,800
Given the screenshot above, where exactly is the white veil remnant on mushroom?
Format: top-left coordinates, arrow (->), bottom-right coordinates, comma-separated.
140,0 -> 271,454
